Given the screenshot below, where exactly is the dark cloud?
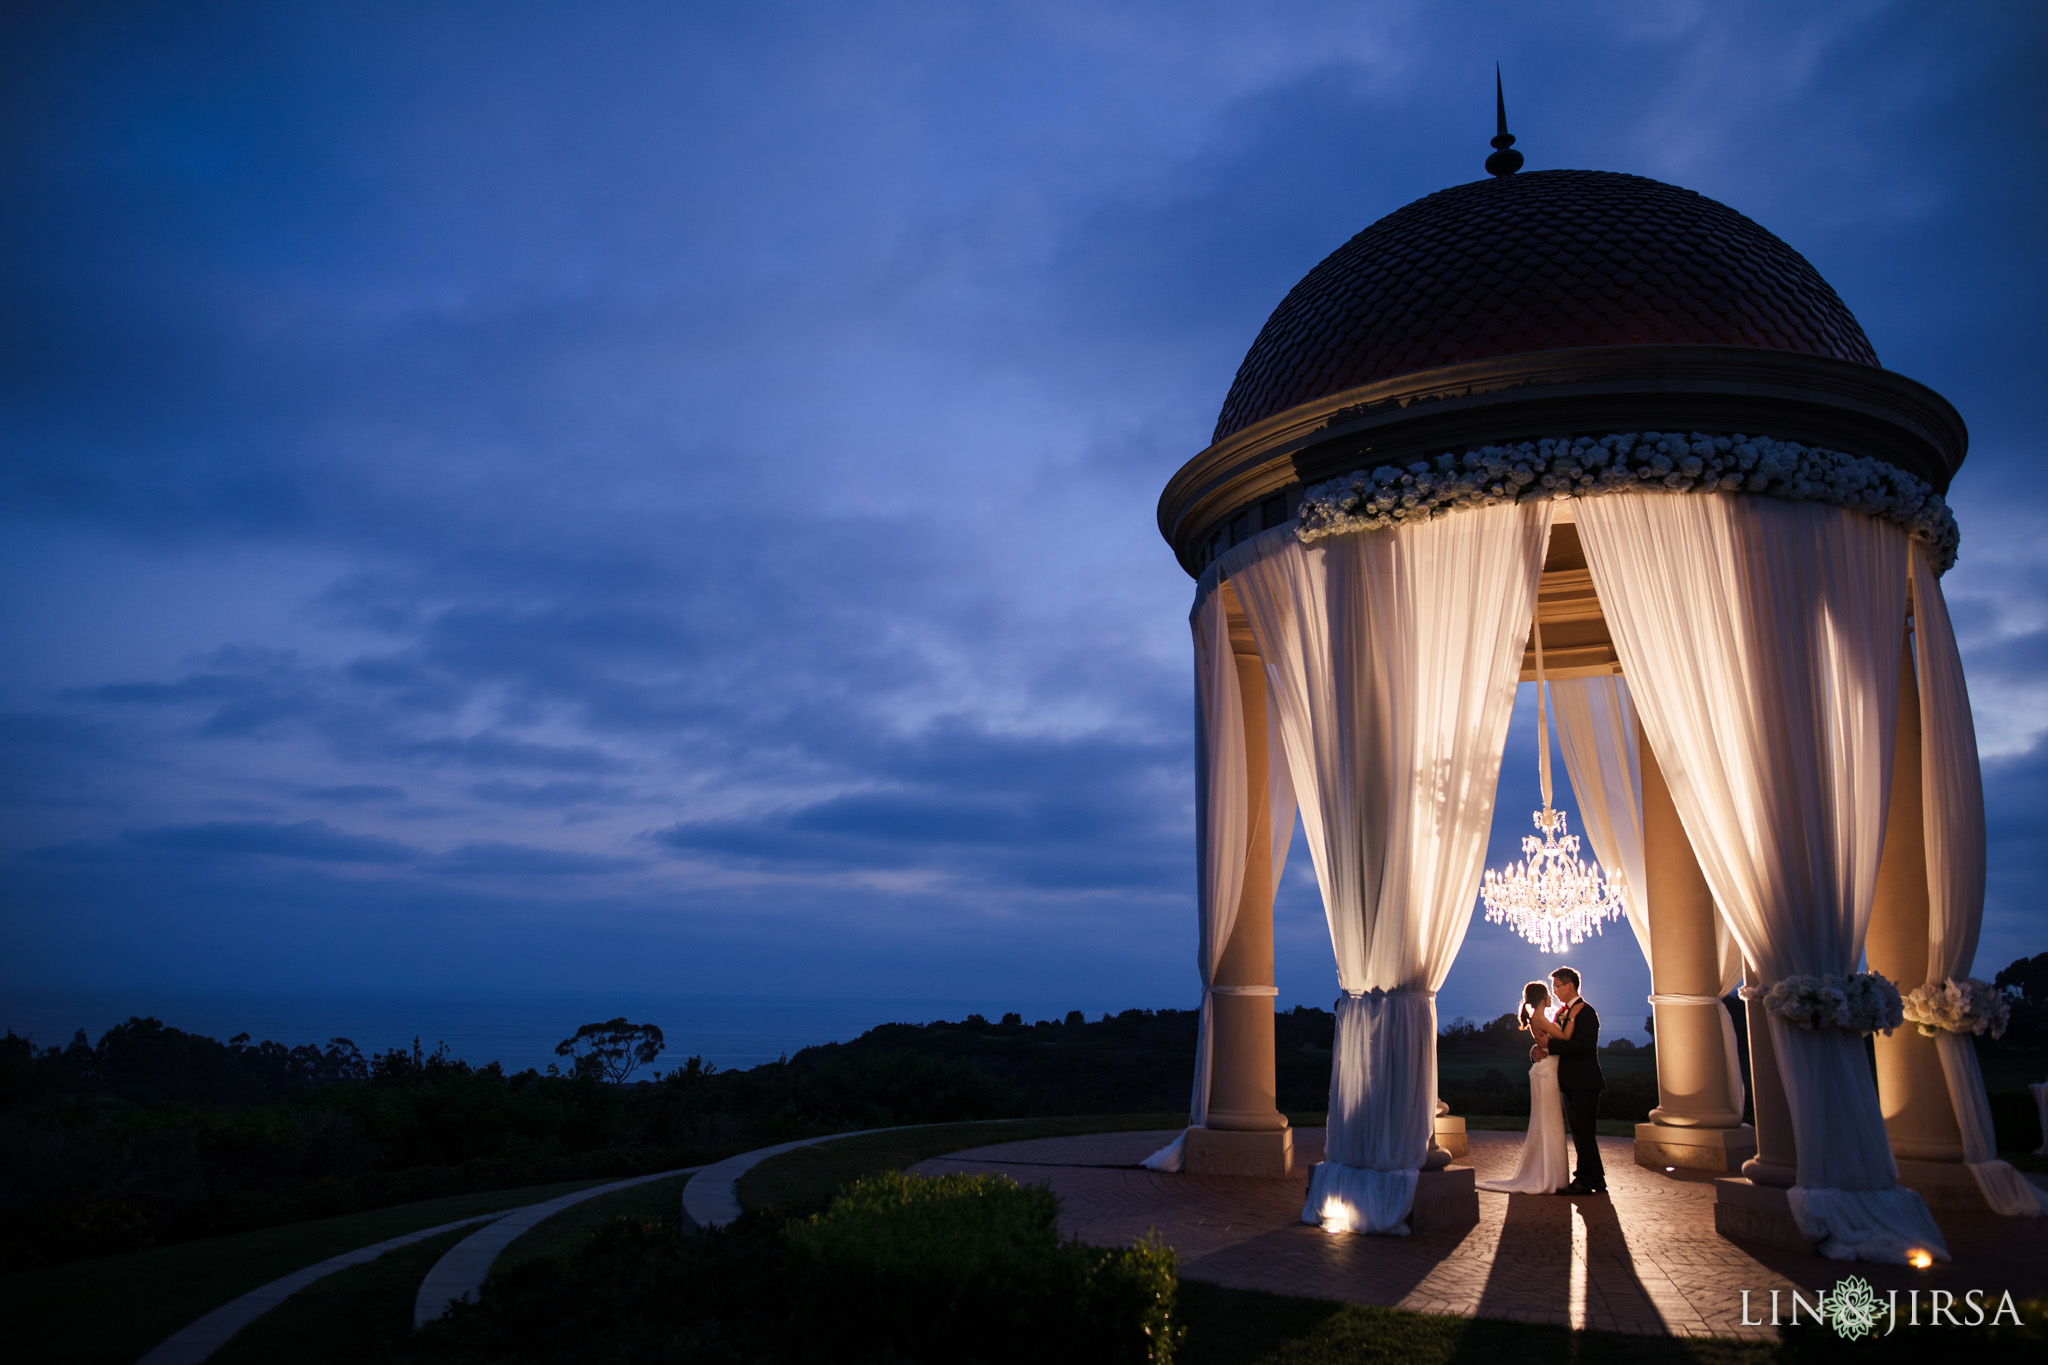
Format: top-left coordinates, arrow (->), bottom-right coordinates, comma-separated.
302,784 -> 408,804
434,842 -> 644,878
468,779 -> 632,808
29,819 -> 420,866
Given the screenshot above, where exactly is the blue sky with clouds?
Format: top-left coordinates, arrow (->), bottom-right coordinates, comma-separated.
4,2 -> 2044,1035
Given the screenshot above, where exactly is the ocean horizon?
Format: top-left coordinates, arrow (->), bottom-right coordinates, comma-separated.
0,987 -> 1101,1075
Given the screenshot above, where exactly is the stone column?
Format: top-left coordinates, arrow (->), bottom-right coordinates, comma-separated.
1185,586 -> 1293,1176
1715,978 -> 1806,1249
1867,636 -> 1981,1209
1735,984 -> 1799,1189
1634,721 -> 1755,1172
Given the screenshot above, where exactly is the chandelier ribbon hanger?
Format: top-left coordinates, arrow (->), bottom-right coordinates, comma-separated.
1481,621 -> 1629,952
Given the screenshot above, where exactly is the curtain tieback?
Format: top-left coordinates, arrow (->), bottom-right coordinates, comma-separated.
1208,984 -> 1279,996
1648,993 -> 1730,1006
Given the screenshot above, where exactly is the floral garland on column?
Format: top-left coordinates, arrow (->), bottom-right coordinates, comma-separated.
1295,432 -> 1959,572
1741,973 -> 1905,1035
1901,978 -> 2011,1039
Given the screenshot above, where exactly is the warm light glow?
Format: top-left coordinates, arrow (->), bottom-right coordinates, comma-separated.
1908,1248 -> 1934,1269
1319,1196 -> 1355,1234
1481,806 -> 1628,952
1665,1167 -> 1675,1173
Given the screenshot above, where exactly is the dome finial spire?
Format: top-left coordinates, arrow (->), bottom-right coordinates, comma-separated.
1486,64 -> 1524,177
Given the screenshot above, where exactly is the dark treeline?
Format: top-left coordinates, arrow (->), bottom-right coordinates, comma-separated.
6,958 -> 2044,1272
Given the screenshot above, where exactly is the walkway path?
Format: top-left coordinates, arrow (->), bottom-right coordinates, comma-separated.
137,1212 -> 509,1365
142,1123 -> 956,1362
912,1128 -> 2048,1340
142,1167 -> 701,1363
413,1166 -> 701,1327
683,1120 -> 1030,1229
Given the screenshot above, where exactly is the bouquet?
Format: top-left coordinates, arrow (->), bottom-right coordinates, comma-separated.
1901,977 -> 2010,1039
1743,972 -> 1903,1036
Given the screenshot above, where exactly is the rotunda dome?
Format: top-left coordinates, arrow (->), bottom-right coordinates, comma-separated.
1214,170 -> 1876,443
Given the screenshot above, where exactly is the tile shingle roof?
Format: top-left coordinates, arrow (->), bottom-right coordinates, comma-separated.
1214,170 -> 1876,443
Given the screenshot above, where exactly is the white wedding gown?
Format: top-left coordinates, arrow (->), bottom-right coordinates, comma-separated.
1477,1054 -> 1570,1194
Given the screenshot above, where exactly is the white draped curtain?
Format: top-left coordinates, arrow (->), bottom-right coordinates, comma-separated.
1144,581 -> 1299,1174
1549,677 -> 1652,966
1551,676 -> 1745,1118
1222,503 -> 1550,1233
1574,491 -> 1947,1263
1143,584 -> 1247,1173
1909,547 -> 2042,1215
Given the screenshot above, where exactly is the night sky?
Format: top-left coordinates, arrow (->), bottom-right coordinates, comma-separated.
5,4 -> 2044,1036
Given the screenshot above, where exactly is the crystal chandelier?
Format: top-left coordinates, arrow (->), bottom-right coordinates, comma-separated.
1481,621 -> 1628,953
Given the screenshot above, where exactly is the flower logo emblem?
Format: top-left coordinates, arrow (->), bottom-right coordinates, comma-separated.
1828,1275 -> 1882,1340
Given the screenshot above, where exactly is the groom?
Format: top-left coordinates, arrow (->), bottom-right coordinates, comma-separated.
1534,965 -> 1607,1195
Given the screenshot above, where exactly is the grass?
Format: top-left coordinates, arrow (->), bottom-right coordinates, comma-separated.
1977,1056 -> 2048,1091
487,1169 -> 698,1282
206,1225 -> 477,1365
0,1175 -> 613,1365
1461,1113 -> 1638,1138
1439,1047 -> 1660,1086
739,1113 -> 1186,1211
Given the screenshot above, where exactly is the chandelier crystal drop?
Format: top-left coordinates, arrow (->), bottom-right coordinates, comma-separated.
1481,621 -> 1629,952
1482,805 -> 1628,954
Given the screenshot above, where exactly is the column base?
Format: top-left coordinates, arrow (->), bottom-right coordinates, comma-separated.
1894,1158 -> 1993,1213
1411,1166 -> 1480,1234
1891,1136 -> 1967,1163
1185,1123 -> 1293,1177
1713,1177 -> 1815,1254
1634,1122 -> 1756,1173
1432,1115 -> 1468,1159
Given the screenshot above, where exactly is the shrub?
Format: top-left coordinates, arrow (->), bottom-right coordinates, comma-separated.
784,1171 -> 1179,1364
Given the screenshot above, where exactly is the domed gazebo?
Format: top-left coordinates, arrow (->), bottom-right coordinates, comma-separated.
1148,111 -> 2040,1261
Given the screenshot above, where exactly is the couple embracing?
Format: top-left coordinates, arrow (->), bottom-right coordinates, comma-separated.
1476,966 -> 1608,1196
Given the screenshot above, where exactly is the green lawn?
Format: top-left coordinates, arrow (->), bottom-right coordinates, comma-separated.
1977,1056 -> 2048,1092
1461,1112 -> 1637,1138
206,1226 -> 477,1365
1438,1046 -> 1659,1086
0,1176 -> 614,1365
739,1113 -> 1186,1212
487,1169 -> 697,1282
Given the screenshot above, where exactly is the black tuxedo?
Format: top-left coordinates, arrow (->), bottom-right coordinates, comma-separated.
1545,999 -> 1604,1092
1545,999 -> 1606,1189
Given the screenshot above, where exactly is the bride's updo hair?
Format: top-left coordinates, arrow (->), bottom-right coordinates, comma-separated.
1518,981 -> 1550,1029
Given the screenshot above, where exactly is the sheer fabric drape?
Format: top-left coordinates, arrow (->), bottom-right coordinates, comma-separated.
1143,586 -> 1248,1173
1909,547 -> 2042,1215
1574,492 -> 1947,1263
1551,676 -> 1745,1116
1222,503 -> 1550,1232
1549,677 -> 1651,966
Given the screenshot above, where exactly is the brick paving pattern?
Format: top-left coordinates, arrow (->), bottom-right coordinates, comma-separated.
911,1129 -> 2048,1339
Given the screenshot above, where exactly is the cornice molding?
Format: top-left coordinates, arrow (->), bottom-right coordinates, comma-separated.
1157,346 -> 1968,577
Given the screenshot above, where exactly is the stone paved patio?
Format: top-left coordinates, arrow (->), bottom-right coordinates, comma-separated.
911,1129 -> 2048,1339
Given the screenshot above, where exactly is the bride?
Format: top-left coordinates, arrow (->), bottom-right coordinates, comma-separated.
1476,981 -> 1578,1195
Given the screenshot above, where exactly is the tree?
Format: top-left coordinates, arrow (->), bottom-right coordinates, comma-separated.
1994,952 -> 2048,1003
555,1018 -> 665,1083
1992,954 -> 2048,1053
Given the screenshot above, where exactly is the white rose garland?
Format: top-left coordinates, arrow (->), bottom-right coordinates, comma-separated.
1741,972 -> 1904,1036
1295,432 -> 1959,573
1901,977 -> 2010,1040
